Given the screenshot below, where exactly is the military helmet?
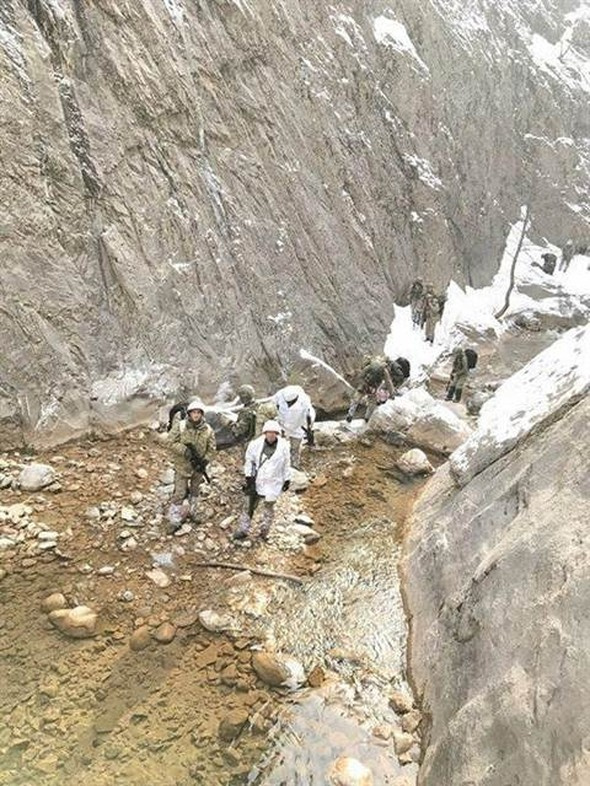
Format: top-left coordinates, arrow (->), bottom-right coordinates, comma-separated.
237,384 -> 255,404
262,420 -> 282,434
187,399 -> 205,413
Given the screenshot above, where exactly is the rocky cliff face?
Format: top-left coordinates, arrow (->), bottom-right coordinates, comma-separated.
404,329 -> 590,785
1,0 -> 588,445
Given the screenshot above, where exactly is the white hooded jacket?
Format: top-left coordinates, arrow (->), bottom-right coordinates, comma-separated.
244,435 -> 292,502
272,385 -> 316,439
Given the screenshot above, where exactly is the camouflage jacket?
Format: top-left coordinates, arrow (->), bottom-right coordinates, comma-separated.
168,417 -> 216,475
232,400 -> 278,442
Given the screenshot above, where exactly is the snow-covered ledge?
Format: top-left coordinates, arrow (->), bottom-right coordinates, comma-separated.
450,325 -> 590,486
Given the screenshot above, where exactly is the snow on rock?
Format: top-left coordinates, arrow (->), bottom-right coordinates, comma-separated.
373,15 -> 429,73
451,324 -> 590,486
385,210 -> 590,384
369,389 -> 472,455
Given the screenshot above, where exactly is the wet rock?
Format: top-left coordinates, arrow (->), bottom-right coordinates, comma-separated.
327,756 -> 374,785
153,622 -> 176,644
18,464 -> 56,492
389,690 -> 413,714
129,625 -> 152,652
401,708 -> 422,734
396,448 -> 433,476
146,568 -> 171,588
218,708 -> 249,742
198,609 -> 237,633
393,730 -> 415,755
48,606 -> 97,639
252,651 -> 305,689
41,592 -> 67,613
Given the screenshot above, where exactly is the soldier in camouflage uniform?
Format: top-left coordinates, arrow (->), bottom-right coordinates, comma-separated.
232,385 -> 278,444
422,287 -> 441,343
167,400 -> 216,533
445,348 -> 470,403
346,356 -> 409,422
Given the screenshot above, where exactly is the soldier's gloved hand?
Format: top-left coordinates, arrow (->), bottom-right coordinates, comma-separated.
345,414 -> 353,423
282,480 -> 290,492
305,429 -> 315,447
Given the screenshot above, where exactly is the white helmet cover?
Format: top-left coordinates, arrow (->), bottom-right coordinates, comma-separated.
262,420 -> 282,434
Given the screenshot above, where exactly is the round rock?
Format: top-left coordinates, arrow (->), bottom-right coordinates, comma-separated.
327,756 -> 374,786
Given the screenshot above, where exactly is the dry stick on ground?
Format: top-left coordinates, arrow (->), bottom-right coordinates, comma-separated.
495,204 -> 531,319
194,561 -> 304,585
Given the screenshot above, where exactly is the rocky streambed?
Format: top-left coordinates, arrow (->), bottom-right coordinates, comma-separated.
0,425 -> 431,785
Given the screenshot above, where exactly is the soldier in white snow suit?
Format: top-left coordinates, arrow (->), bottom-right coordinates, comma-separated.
272,384 -> 315,470
232,420 -> 292,542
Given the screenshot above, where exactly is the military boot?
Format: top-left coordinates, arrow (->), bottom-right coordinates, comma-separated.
259,506 -> 275,542
232,512 -> 252,541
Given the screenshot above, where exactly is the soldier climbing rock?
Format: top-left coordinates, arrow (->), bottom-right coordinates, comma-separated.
346,355 -> 410,422
232,420 -> 292,542
166,399 -> 216,533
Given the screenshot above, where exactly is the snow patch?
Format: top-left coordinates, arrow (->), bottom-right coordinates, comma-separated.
373,15 -> 429,73
299,350 -> 354,391
404,154 -> 443,190
451,325 -> 590,485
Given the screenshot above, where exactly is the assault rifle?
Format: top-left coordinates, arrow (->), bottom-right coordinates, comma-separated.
186,444 -> 211,483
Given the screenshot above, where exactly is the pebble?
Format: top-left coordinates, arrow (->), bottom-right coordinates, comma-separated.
129,625 -> 151,651
98,566 -> 115,576
135,468 -> 148,480
153,622 -> 176,644
119,590 -> 135,603
41,593 -> 67,613
146,568 -> 171,588
218,708 -> 249,742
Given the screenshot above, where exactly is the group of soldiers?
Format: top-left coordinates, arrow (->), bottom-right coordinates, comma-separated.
408,279 -> 446,342
536,239 -> 576,276
166,384 -> 315,541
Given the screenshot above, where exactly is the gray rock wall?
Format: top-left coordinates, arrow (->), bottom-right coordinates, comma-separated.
1,0 -> 588,444
404,395 -> 590,785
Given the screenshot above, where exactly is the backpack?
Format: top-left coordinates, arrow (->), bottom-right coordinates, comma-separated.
362,357 -> 387,388
167,402 -> 188,431
464,349 -> 478,370
394,357 -> 411,379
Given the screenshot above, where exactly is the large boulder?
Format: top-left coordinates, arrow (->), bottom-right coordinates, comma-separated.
369,390 -> 472,455
48,606 -> 97,639
451,325 -> 590,486
404,393 -> 590,786
18,463 -> 55,491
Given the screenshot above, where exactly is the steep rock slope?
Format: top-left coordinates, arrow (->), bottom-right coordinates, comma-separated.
0,0 -> 588,444
404,332 -> 590,784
